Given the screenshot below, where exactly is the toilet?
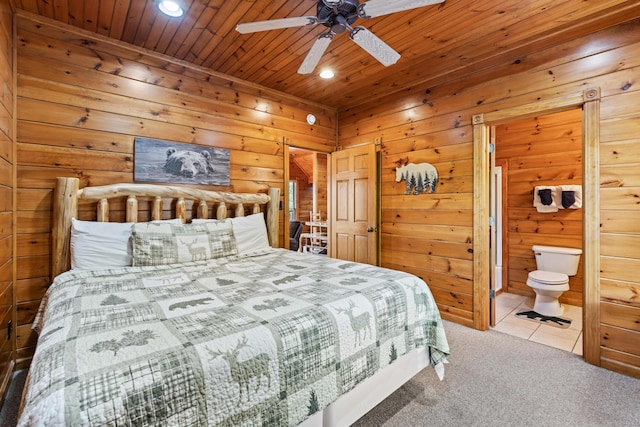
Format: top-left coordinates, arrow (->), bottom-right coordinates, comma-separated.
526,245 -> 582,317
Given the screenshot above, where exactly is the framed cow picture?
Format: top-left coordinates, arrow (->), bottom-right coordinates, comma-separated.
134,137 -> 230,186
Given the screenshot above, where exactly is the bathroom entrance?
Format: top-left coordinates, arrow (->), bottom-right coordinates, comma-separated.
489,109 -> 585,324
488,109 -> 586,352
474,88 -> 601,364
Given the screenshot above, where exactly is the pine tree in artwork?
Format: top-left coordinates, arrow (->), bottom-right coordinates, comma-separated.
425,170 -> 434,193
409,174 -> 417,194
389,343 -> 398,364
307,390 -> 320,415
416,173 -> 424,193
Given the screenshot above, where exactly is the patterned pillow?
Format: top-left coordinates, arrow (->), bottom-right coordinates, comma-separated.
192,213 -> 271,256
131,220 -> 237,266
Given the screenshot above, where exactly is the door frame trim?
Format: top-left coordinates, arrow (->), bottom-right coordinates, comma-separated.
472,88 -> 600,365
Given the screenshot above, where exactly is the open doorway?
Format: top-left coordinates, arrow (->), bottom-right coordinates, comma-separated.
473,87 -> 601,365
489,110 -> 585,354
287,147 -> 329,254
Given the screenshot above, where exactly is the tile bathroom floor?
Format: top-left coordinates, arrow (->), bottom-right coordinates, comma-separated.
492,292 -> 583,355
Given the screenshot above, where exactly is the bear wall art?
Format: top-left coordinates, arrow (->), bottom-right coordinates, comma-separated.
134,137 -> 230,186
395,162 -> 438,194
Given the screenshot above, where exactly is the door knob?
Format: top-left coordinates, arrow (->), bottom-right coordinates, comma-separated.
366,226 -> 377,232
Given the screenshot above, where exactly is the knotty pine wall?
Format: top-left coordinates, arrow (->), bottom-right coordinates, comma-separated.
0,0 -> 15,400
495,109 -> 584,307
13,13 -> 336,368
339,19 -> 640,377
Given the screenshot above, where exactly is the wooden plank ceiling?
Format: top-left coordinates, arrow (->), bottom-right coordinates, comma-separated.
13,0 -> 640,110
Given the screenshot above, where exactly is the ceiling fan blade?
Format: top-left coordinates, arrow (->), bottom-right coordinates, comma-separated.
349,26 -> 400,67
358,0 -> 445,19
298,33 -> 334,74
236,16 -> 317,34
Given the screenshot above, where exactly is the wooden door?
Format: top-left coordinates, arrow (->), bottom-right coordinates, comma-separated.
330,144 -> 378,265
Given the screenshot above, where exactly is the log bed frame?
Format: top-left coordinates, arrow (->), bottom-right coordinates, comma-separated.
47,177 -> 436,427
51,177 -> 280,279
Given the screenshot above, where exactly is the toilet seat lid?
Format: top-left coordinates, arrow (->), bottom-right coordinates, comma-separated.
528,270 -> 568,284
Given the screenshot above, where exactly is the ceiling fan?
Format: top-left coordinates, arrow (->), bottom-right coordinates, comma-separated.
236,0 -> 445,74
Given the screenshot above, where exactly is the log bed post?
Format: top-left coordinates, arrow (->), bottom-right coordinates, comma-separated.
151,197 -> 162,221
217,202 -> 227,219
97,199 -> 109,222
267,187 -> 280,248
52,177 -> 79,280
197,201 -> 208,219
126,195 -> 138,222
176,198 -> 186,223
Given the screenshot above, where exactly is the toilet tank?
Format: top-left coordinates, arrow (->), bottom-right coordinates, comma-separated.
532,245 -> 582,276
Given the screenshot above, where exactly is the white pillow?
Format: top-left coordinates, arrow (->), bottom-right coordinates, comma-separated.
193,213 -> 270,255
71,219 -> 133,270
231,213 -> 271,254
70,218 -> 183,270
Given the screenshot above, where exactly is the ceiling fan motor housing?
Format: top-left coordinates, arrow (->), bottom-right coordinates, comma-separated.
318,0 -> 359,32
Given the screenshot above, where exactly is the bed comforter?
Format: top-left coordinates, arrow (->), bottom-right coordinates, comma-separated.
18,249 -> 449,426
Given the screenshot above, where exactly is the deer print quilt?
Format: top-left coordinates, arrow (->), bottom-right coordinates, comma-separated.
18,249 -> 449,427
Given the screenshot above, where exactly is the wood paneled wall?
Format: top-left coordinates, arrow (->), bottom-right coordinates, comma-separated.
495,110 -> 584,306
0,0 -> 15,402
14,13 -> 336,367
339,19 -> 640,377
598,82 -> 640,377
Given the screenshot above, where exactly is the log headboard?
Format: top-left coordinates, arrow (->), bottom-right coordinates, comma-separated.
51,177 -> 280,279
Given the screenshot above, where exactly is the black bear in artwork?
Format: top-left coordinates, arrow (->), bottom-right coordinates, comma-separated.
164,148 -> 215,178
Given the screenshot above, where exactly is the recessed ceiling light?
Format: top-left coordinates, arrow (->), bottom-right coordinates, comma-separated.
319,69 -> 335,79
158,1 -> 184,17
